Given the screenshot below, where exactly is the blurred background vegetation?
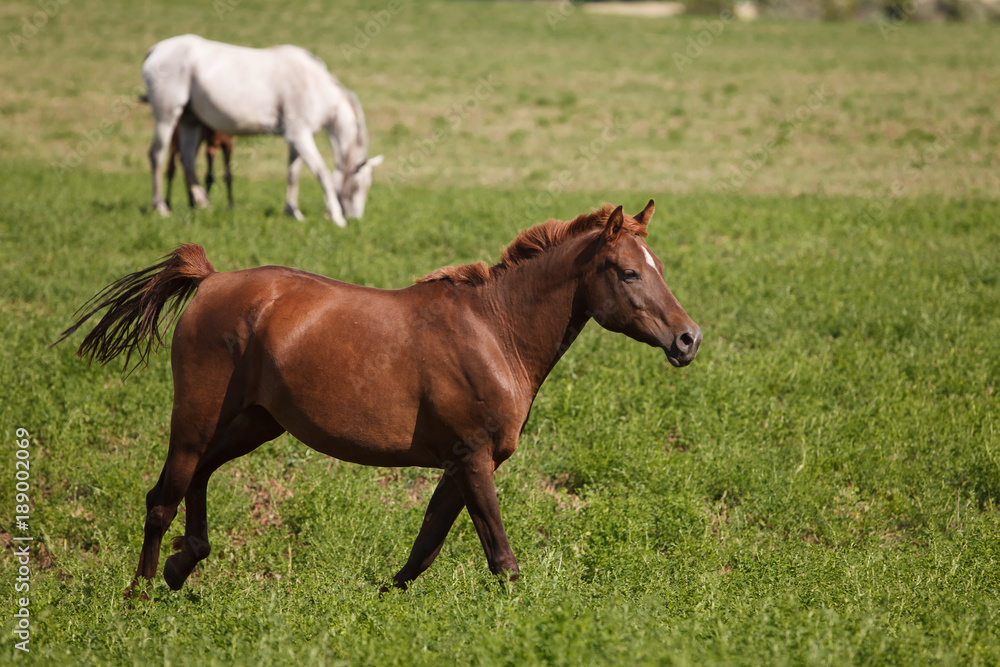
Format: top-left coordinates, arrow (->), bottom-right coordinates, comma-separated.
579,0 -> 1000,22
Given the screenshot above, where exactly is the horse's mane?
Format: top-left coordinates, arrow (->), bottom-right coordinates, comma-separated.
344,90 -> 368,154
314,58 -> 367,162
417,203 -> 647,286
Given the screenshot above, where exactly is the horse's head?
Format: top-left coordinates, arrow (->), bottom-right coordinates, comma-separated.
336,154 -> 384,219
580,201 -> 701,367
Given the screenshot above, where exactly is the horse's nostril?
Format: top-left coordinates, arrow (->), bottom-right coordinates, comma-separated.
679,332 -> 695,349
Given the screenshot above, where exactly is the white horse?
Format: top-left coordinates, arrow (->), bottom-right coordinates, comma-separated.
142,34 -> 383,226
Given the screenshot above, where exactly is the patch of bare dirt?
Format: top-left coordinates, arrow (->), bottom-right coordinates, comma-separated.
583,2 -> 685,17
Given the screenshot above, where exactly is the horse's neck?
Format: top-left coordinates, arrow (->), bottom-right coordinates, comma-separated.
481,243 -> 590,393
326,88 -> 364,170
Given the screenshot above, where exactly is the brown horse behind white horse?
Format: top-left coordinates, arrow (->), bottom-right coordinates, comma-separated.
58,201 -> 701,600
166,123 -> 234,210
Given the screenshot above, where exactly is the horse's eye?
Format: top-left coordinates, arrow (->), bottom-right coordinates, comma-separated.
622,269 -> 640,283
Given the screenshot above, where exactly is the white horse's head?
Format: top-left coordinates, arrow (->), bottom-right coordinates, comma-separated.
336,154 -> 383,219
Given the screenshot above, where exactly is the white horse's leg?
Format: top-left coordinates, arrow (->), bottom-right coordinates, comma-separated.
178,122 -> 209,208
287,132 -> 347,227
283,144 -> 305,221
149,115 -> 181,216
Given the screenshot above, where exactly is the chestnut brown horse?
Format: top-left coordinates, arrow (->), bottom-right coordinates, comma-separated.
58,201 -> 701,599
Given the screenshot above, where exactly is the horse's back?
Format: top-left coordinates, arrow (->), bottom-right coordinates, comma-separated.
178,265 -> 365,339
175,265 -> 429,379
145,33 -> 202,61
171,265 -> 396,412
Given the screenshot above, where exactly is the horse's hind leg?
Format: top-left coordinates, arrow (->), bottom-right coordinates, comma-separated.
163,406 -> 285,590
149,111 -> 182,216
178,122 -> 209,209
128,427 -> 201,600
128,360 -> 228,599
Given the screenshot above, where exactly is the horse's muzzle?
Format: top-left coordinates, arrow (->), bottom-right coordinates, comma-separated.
666,324 -> 702,367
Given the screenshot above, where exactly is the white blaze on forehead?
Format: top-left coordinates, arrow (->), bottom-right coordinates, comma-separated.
641,245 -> 656,269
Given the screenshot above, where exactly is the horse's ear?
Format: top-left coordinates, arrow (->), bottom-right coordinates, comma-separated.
603,205 -> 625,244
634,199 -> 654,229
368,154 -> 384,168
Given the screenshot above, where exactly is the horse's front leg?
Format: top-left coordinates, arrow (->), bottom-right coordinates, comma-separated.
178,122 -> 209,209
387,472 -> 466,591
454,456 -> 519,583
283,144 -> 305,221
287,132 -> 347,227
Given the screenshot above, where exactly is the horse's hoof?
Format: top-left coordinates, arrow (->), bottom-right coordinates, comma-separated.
284,205 -> 306,221
191,186 -> 210,209
162,555 -> 187,591
154,203 -> 171,217
378,577 -> 408,597
124,582 -> 151,606
378,583 -> 405,598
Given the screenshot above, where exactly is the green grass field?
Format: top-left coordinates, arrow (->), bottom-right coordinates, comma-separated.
2,0 -> 999,664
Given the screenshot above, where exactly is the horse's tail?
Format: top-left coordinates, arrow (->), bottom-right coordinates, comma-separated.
55,244 -> 216,374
